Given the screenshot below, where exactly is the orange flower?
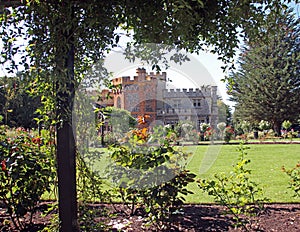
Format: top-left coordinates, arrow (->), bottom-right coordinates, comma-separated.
32,137 -> 41,144
132,128 -> 148,140
137,114 -> 150,125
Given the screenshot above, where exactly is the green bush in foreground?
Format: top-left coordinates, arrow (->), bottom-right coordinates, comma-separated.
282,162 -> 300,198
198,143 -> 268,228
107,126 -> 196,230
0,127 -> 55,230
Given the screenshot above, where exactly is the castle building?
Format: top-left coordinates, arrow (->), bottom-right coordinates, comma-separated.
97,68 -> 218,130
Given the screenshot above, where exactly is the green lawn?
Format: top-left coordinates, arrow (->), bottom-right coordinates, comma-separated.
183,144 -> 300,203
85,144 -> 300,204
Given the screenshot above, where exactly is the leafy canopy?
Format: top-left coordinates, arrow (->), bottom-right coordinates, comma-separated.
1,1 -> 299,75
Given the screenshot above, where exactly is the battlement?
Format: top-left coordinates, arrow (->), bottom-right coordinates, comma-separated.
163,86 -> 217,97
112,68 -> 167,85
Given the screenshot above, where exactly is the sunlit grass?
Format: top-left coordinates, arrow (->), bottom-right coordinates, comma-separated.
46,144 -> 300,203
184,144 -> 300,203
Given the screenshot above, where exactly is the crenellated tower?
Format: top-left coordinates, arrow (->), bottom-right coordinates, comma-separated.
98,68 -> 218,130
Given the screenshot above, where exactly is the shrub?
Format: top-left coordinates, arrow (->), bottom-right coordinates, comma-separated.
0,127 -> 55,230
259,120 -> 271,131
204,127 -> 215,141
107,126 -> 196,230
282,163 -> 300,198
224,126 -> 235,143
198,143 -> 268,228
200,122 -> 210,133
217,122 -> 226,139
151,125 -> 178,145
282,120 -> 292,131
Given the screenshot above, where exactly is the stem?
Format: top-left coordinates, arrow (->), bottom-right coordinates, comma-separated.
3,196 -> 19,230
212,185 -> 249,231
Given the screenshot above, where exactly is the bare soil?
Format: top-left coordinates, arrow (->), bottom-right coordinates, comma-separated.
0,202 -> 299,231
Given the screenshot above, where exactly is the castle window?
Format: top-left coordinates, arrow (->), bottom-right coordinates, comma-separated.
193,99 -> 201,108
117,96 -> 121,108
173,100 -> 181,108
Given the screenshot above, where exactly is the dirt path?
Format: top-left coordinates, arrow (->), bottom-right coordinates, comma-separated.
1,203 -> 299,231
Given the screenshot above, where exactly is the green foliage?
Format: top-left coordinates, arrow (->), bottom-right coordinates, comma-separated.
259,120 -> 271,131
217,122 -> 226,131
200,122 -> 210,133
78,203 -> 109,232
282,120 -> 292,130
0,127 -> 56,230
1,1 -> 299,230
224,126 -> 235,143
101,106 -> 137,133
281,120 -> 297,140
150,125 -> 178,145
217,122 -> 226,139
217,100 -> 232,125
77,153 -> 110,203
229,8 -> 300,135
240,121 -> 252,134
282,163 -> 300,198
198,143 -> 268,227
0,75 -> 41,128
40,203 -> 60,232
107,126 -> 196,230
76,130 -> 113,230
174,121 -> 199,144
234,120 -> 252,141
143,170 -> 196,230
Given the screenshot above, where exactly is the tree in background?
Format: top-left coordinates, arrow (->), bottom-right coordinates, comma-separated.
217,99 -> 232,125
229,8 -> 300,136
0,75 -> 40,128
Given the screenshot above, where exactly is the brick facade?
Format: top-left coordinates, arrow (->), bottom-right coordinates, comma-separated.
98,68 -> 218,130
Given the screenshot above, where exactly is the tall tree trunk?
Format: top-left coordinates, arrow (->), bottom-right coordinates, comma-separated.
273,121 -> 282,137
57,121 -> 78,232
56,32 -> 79,231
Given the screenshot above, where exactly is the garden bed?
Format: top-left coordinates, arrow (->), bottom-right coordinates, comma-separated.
1,202 -> 300,231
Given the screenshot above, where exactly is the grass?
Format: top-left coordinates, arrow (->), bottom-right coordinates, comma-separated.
183,144 -> 300,203
82,143 -> 300,204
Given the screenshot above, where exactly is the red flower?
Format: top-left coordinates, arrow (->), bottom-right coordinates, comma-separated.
32,137 -> 41,144
1,160 -> 6,171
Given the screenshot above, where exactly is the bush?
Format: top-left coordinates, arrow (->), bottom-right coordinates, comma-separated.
107,126 -> 196,230
224,126 -> 235,143
198,143 -> 268,228
282,163 -> 300,198
0,127 -> 55,230
282,120 -> 292,131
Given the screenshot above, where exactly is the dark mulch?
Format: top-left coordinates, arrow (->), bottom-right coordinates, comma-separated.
1,202 -> 300,231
